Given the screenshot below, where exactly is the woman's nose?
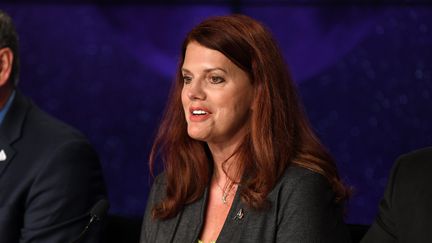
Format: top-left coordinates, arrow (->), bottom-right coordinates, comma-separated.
187,80 -> 206,100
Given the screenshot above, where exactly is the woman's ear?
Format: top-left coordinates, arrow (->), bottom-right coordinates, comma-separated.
0,47 -> 13,87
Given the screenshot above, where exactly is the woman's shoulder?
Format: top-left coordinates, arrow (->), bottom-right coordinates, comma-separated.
153,172 -> 167,186
279,165 -> 328,186
268,166 -> 349,242
272,165 -> 334,202
147,172 -> 167,200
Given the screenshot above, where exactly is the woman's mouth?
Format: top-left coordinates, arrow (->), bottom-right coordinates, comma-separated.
189,107 -> 211,122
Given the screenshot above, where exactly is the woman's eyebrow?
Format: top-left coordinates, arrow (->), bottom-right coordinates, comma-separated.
181,67 -> 228,74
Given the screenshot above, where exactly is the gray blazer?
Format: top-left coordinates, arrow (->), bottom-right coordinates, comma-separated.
141,165 -> 351,242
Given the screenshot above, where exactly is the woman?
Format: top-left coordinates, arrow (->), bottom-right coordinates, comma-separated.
141,14 -> 351,243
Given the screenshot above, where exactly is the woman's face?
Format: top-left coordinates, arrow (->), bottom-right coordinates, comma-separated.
181,41 -> 254,146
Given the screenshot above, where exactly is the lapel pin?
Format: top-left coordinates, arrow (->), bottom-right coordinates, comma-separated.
233,208 -> 244,221
0,149 -> 6,161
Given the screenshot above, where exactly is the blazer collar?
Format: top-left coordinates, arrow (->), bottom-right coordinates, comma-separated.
0,90 -> 29,144
169,183 -> 248,243
0,90 -> 30,176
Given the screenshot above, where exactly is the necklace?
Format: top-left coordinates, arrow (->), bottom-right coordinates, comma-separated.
214,179 -> 236,204
215,180 -> 228,204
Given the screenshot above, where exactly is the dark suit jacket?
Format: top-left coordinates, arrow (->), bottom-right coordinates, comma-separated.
0,91 -> 107,242
141,165 -> 350,243
361,147 -> 432,243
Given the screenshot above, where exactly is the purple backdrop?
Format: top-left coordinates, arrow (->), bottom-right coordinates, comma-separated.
1,3 -> 431,225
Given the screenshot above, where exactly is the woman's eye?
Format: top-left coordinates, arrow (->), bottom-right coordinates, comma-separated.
183,76 -> 192,84
210,76 -> 225,84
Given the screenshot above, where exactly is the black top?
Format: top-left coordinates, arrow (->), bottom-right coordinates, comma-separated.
141,165 -> 350,242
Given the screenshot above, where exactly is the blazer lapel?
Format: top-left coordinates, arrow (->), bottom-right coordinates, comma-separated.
0,139 -> 16,177
217,187 -> 248,243
154,209 -> 182,243
0,90 -> 29,178
162,187 -> 209,243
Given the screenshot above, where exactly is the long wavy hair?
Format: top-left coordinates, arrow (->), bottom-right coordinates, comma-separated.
150,14 -> 350,219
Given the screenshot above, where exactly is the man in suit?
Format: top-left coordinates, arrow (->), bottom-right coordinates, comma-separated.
361,147 -> 432,242
0,10 -> 107,242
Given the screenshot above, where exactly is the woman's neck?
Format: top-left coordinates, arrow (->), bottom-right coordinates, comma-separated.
208,144 -> 241,185
207,128 -> 248,183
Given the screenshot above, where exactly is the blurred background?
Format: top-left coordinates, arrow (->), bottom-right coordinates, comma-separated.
1,0 -> 431,226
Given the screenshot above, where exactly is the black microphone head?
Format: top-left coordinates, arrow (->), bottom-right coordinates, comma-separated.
90,199 -> 109,221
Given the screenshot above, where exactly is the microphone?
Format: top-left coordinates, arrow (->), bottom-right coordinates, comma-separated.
70,199 -> 110,243
90,199 -> 109,221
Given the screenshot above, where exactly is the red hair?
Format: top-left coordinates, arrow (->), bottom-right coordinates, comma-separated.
150,14 -> 350,219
